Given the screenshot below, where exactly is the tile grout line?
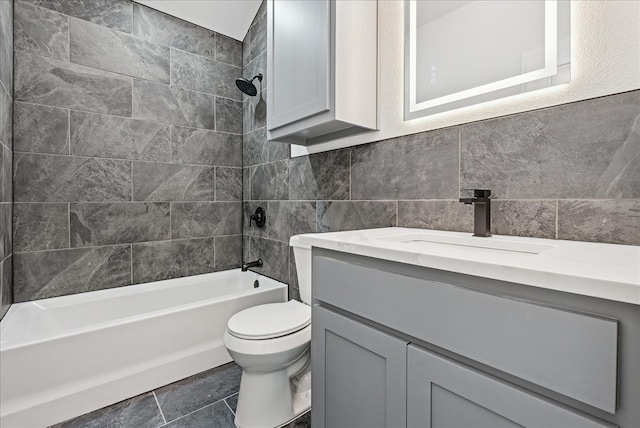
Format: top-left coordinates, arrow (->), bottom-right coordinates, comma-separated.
152,391 -> 168,425
223,396 -> 236,416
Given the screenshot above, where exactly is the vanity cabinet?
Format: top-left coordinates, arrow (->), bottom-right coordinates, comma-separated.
311,249 -> 640,428
312,305 -> 407,428
266,0 -> 377,146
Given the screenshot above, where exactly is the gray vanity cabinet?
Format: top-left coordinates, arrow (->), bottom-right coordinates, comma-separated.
407,346 -> 614,428
311,248 -> 639,427
312,305 -> 408,428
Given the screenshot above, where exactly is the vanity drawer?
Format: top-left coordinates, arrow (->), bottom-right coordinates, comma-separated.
313,251 -> 619,414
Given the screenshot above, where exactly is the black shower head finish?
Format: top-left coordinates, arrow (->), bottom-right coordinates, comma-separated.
235,73 -> 263,96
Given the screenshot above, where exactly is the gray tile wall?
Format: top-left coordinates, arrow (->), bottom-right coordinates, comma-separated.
12,0 -> 244,302
0,0 -> 12,320
242,3 -> 640,300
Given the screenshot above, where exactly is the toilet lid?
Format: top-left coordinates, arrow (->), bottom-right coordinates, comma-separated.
227,300 -> 311,340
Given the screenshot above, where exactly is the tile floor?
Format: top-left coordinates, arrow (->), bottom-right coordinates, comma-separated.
50,362 -> 311,428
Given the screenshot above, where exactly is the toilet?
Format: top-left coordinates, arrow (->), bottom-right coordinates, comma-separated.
223,236 -> 312,428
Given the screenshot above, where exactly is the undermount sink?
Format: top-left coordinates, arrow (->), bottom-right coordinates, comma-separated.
373,233 -> 556,254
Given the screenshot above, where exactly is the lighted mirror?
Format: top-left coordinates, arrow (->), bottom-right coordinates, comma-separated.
405,0 -> 570,120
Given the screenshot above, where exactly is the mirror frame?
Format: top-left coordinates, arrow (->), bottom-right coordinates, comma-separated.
405,0 -> 571,120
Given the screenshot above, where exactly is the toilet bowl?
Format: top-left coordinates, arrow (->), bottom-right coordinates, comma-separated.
223,236 -> 312,428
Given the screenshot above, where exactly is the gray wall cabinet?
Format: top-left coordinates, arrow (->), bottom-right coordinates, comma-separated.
311,249 -> 640,427
266,0 -> 377,146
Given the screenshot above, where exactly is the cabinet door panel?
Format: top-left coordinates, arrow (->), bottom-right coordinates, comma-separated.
268,0 -> 330,129
312,305 -> 408,428
407,345 -> 616,428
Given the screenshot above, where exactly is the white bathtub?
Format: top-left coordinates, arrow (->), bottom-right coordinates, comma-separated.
0,270 -> 287,428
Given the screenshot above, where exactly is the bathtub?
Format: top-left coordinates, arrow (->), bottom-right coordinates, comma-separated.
0,270 -> 287,428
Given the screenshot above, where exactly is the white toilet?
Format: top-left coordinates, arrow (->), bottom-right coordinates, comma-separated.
223,236 -> 312,428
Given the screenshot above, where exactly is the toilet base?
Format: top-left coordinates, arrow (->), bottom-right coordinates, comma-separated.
234,352 -> 311,428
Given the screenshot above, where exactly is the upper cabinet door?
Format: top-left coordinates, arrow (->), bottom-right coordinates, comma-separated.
267,0 -> 330,130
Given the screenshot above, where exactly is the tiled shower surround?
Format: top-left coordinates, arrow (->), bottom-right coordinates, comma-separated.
242,4 -> 640,297
12,0 -> 244,302
0,0 -> 12,319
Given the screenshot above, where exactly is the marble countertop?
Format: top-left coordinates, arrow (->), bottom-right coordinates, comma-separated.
295,228 -> 640,305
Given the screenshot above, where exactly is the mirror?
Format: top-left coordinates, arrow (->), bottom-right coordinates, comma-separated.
405,0 -> 570,120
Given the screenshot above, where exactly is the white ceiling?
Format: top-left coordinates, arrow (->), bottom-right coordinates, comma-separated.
135,0 -> 262,41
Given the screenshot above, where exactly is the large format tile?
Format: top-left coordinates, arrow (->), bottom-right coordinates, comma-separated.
33,0 -> 133,33
0,202 -> 10,260
461,91 -> 640,199
132,162 -> 214,202
0,144 -> 10,202
250,160 -> 288,201
171,48 -> 240,100
243,127 -> 268,167
492,200 -> 556,239
215,97 -> 242,134
71,111 -> 170,161
317,201 -> 397,233
0,82 -> 11,148
14,102 -> 69,155
70,202 -> 170,247
132,3 -> 216,59
70,18 -> 170,83
216,33 -> 242,68
132,238 -> 214,283
13,202 -> 69,252
351,128 -> 459,200
246,236 -> 288,283
0,255 -> 11,319
243,89 -> 267,133
14,1 -> 69,61
13,245 -> 131,302
14,153 -> 132,202
397,200 -> 473,233
267,201 -> 316,242
133,80 -> 213,129
171,127 -> 241,167
15,52 -> 132,116
163,400 -> 235,428
558,200 -> 640,246
595,108 -> 640,198
216,167 -> 242,201
0,1 -> 13,96
214,235 -> 242,271
289,150 -> 350,201
154,362 -> 241,422
243,7 -> 266,66
171,202 -> 241,239
51,393 -> 164,428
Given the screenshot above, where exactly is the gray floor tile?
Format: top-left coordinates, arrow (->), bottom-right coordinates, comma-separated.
162,401 -> 235,428
50,392 -> 164,428
154,363 -> 242,422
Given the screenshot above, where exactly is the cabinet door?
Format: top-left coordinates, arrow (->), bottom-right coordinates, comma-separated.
312,305 -> 408,428
267,0 -> 330,130
407,345 -> 615,428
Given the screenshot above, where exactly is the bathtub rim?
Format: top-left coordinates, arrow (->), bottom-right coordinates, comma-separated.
1,269 -> 287,352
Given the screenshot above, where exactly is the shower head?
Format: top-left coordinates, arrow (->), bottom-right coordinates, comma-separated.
235,73 -> 263,96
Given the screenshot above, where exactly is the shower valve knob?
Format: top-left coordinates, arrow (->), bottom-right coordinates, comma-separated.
250,207 -> 266,228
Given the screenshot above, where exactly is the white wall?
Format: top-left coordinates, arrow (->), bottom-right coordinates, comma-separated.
301,0 -> 640,155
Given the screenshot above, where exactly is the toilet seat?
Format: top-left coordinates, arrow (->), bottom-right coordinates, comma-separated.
228,300 -> 311,340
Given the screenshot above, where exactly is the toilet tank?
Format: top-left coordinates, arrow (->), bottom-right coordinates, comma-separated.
289,235 -> 312,305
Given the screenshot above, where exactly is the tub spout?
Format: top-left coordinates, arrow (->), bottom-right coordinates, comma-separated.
241,259 -> 263,271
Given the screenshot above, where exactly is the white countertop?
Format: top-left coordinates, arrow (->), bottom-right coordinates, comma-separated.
296,228 -> 640,305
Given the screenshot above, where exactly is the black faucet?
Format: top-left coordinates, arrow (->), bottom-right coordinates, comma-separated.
459,189 -> 492,237
241,259 -> 263,272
